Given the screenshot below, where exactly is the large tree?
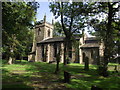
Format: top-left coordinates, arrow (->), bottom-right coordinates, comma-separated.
87,2 -> 120,76
49,2 -> 87,65
53,21 -> 65,37
2,2 -> 39,64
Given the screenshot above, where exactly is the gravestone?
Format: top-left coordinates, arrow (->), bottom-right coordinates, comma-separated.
84,56 -> 89,70
64,71 -> 71,83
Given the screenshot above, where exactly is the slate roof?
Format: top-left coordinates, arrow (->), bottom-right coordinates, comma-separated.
37,36 -> 100,48
80,43 -> 99,48
86,37 -> 96,40
85,39 -> 98,43
81,37 -> 100,48
37,36 -> 80,44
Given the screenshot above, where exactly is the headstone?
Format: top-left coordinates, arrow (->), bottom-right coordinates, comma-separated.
91,85 -> 102,90
64,71 -> 71,83
84,56 -> 89,70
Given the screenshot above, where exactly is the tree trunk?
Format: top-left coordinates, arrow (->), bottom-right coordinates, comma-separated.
63,42 -> 70,65
55,59 -> 59,74
8,44 -> 14,64
64,42 -> 67,65
8,57 -> 13,64
63,37 -> 72,65
99,2 -> 114,77
55,47 -> 60,74
118,41 -> 120,64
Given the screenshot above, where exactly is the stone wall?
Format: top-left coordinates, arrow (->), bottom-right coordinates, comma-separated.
80,48 -> 99,64
49,44 -> 54,61
36,45 -> 43,62
72,47 -> 76,63
60,43 -> 64,63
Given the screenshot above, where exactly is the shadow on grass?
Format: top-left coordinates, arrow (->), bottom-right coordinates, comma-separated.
2,61 -> 68,89
2,69 -> 34,89
2,60 -> 120,89
20,62 -> 102,89
98,76 -> 120,89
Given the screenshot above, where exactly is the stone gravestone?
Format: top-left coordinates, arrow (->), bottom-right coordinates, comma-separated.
84,56 -> 89,70
64,71 -> 71,83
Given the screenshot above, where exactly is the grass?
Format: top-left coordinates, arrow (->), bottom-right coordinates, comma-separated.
2,60 -> 120,89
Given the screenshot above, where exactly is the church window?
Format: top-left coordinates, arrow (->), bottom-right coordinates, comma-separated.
91,50 -> 93,58
54,44 -> 57,57
83,52 -> 85,62
48,29 -> 50,37
38,28 -> 41,35
41,45 -> 44,58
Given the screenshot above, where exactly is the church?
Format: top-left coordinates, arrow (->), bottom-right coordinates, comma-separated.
28,15 -> 104,65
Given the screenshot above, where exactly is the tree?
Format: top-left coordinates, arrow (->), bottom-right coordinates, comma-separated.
54,47 -> 61,74
2,2 -> 39,64
53,21 -> 65,37
49,2 -> 87,65
87,2 -> 120,76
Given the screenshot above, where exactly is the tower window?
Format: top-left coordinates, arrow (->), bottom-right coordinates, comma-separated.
38,28 -> 41,35
48,29 -> 50,37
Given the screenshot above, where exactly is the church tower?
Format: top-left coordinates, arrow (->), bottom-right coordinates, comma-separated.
35,15 -> 53,43
28,15 -> 54,61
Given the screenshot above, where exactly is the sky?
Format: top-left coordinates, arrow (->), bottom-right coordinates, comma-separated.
36,2 -> 53,23
36,2 -> 92,36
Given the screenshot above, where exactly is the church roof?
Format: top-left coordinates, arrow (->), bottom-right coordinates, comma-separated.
80,43 -> 99,48
80,36 -> 100,48
86,37 -> 97,40
37,35 -> 100,48
37,36 -> 80,44
39,37 -> 64,44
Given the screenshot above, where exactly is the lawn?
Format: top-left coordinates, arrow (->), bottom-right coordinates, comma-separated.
2,60 -> 120,90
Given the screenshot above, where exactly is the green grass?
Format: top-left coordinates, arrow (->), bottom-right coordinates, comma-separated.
2,60 -> 120,89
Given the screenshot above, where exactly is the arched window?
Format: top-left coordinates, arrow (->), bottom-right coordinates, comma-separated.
54,44 -> 57,57
38,28 -> 41,35
48,29 -> 50,37
91,49 -> 93,59
83,52 -> 85,62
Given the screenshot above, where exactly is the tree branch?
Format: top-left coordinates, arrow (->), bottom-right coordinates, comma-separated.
58,2 -> 68,37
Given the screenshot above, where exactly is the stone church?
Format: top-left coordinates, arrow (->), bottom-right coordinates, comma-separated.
28,15 -> 104,64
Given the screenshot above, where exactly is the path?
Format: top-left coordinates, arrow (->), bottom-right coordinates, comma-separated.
2,64 -> 69,90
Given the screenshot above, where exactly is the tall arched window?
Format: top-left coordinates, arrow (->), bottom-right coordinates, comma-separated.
38,28 -> 41,35
54,43 -> 57,57
83,52 -> 85,62
91,49 -> 93,59
48,29 -> 50,37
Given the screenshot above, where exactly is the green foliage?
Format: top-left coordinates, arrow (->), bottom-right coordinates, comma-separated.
86,2 -> 120,74
88,2 -> 119,53
49,2 -> 87,37
49,2 -> 88,65
2,2 -> 39,61
53,21 -> 64,37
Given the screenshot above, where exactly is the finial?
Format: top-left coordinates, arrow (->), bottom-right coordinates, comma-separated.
44,13 -> 46,22
52,19 -> 54,25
